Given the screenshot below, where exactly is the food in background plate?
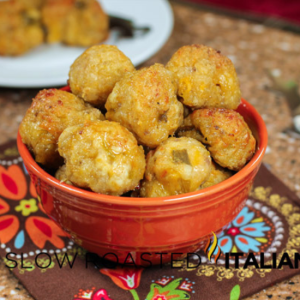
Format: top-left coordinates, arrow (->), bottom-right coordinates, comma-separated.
18,0 -> 45,9
166,44 -> 241,109
57,121 -> 146,196
199,161 -> 233,189
0,0 -> 44,56
140,137 -> 211,197
0,0 -> 108,56
105,63 -> 184,148
192,108 -> 256,171
69,45 -> 135,107
42,0 -> 108,46
19,89 -> 104,168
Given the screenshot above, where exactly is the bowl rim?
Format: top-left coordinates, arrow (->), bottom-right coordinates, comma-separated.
17,98 -> 268,206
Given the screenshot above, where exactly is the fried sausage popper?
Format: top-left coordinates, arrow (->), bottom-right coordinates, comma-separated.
192,108 -> 256,171
166,45 -> 241,109
140,137 -> 211,197
19,89 -> 104,168
42,0 -> 108,46
69,45 -> 135,107
0,0 -> 43,56
105,64 -> 184,148
57,121 -> 146,196
199,161 -> 233,189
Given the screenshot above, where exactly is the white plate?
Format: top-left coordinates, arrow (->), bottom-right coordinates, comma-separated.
0,0 -> 173,88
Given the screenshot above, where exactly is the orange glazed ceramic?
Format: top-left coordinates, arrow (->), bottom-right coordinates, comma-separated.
17,92 -> 268,266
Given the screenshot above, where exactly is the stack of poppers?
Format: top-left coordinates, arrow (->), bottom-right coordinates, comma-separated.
20,44 -> 256,197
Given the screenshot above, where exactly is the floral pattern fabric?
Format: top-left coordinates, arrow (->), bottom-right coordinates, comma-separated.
0,159 -> 70,257
216,206 -> 272,254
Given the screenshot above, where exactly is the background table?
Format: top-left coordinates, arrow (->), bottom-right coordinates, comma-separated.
1,1 -> 300,299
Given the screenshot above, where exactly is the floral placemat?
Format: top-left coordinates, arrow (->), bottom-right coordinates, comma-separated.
1,140 -> 300,300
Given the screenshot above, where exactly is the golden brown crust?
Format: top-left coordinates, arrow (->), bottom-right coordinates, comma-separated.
42,0 -> 108,46
166,44 -> 241,109
177,128 -> 205,143
69,45 -> 135,107
192,108 -> 256,171
140,137 -> 211,197
55,165 -> 73,185
199,161 -> 233,189
0,1 -> 43,56
58,121 -> 146,196
19,89 -> 104,168
105,64 -> 184,148
176,114 -> 205,143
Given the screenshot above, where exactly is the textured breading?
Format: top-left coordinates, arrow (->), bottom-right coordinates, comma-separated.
55,165 -> 73,185
192,108 -> 256,171
69,45 -> 135,107
140,137 -> 211,197
58,121 -> 146,196
105,64 -> 184,148
199,161 -> 233,189
0,1 -> 43,56
19,89 -> 104,168
166,44 -> 241,109
176,114 -> 205,142
42,0 -> 108,46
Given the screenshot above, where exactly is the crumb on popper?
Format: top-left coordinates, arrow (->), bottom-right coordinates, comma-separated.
19,89 -> 104,168
105,63 -> 184,148
140,137 -> 211,197
176,114 -> 205,143
199,161 -> 233,189
69,45 -> 135,107
192,108 -> 256,171
57,121 -> 146,196
42,0 -> 108,46
0,1 -> 44,56
166,44 -> 241,109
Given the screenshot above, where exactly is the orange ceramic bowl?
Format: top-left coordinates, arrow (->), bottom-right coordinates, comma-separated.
17,96 -> 267,266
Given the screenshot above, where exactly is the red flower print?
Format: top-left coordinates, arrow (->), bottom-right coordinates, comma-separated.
0,165 -> 27,200
100,267 -> 143,290
25,216 -> 69,249
0,215 -> 19,244
73,288 -> 114,300
92,289 -> 114,300
0,198 -> 9,215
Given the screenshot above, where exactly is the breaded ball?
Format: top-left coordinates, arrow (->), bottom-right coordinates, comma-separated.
105,64 -> 184,148
58,121 -> 146,196
177,128 -> 204,143
192,108 -> 256,171
166,44 -> 241,109
140,137 -> 211,197
200,161 -> 233,189
176,114 -> 205,142
0,1 -> 43,56
19,89 -> 104,168
42,0 -> 108,46
69,45 -> 135,107
55,165 -> 73,185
